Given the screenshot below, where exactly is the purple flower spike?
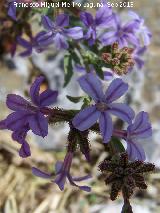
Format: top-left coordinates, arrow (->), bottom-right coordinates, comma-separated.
80,5 -> 113,45
114,111 -> 152,161
32,152 -> 91,192
37,14 -> 83,49
72,73 -> 135,143
0,76 -> 58,157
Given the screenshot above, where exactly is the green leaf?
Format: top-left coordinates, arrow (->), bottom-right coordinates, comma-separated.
66,95 -> 83,103
70,51 -> 81,64
110,137 -> 125,153
81,96 -> 92,109
63,54 -> 73,87
93,63 -> 104,80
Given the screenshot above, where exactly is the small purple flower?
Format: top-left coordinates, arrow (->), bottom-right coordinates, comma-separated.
128,11 -> 152,46
17,32 -> 47,57
114,111 -> 152,161
100,12 -> 140,48
32,152 -> 91,192
133,46 -> 147,69
72,73 -> 135,143
80,5 -> 113,45
5,76 -> 58,137
37,14 -> 83,49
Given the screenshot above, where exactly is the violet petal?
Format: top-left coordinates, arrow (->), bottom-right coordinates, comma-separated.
28,112 -> 48,137
105,78 -> 128,103
99,111 -> 113,143
108,103 -> 135,124
32,167 -> 52,178
6,94 -> 30,111
78,73 -> 104,102
127,140 -> 146,161
39,90 -> 58,107
30,76 -> 44,106
72,105 -> 100,131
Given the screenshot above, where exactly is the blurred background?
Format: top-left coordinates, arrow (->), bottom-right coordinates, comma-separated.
0,0 -> 160,212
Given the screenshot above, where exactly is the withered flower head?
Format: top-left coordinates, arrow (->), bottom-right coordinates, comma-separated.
99,152 -> 155,213
101,42 -> 135,76
68,122 -> 90,161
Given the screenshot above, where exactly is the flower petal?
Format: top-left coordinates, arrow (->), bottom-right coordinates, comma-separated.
78,73 -> 104,102
100,31 -> 117,46
54,173 -> 67,191
5,111 -> 31,131
19,141 -> 31,158
32,167 -> 52,178
41,15 -> 54,30
19,49 -> 32,57
128,111 -> 152,139
53,33 -> 69,49
80,12 -> 93,27
28,112 -> 48,137
72,105 -> 100,131
30,76 -> 44,106
84,27 -> 96,45
95,6 -> 112,26
55,161 -> 63,174
55,14 -> 69,27
37,31 -> 54,47
105,78 -> 128,103
128,111 -> 149,132
99,112 -> 113,143
6,94 -> 30,111
127,140 -> 146,161
68,175 -> 91,192
39,90 -> 58,107
72,174 -> 92,182
17,37 -> 31,48
64,27 -> 83,40
108,103 -> 135,124
0,119 -> 6,129
12,125 -> 29,143
8,2 -> 16,21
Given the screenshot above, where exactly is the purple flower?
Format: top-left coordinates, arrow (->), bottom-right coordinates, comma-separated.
128,11 -> 152,46
133,46 -> 147,69
37,14 -> 83,49
4,76 -> 58,138
12,124 -> 31,158
0,76 -> 58,157
100,12 -> 140,48
32,152 -> 91,192
8,0 -> 17,21
114,111 -> 152,161
0,119 -> 31,158
17,32 -> 47,57
72,73 -> 135,143
80,5 -> 113,45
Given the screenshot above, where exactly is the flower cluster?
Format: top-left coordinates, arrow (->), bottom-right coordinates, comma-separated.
101,42 -> 135,75
1,1 -> 156,212
0,76 -> 58,157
